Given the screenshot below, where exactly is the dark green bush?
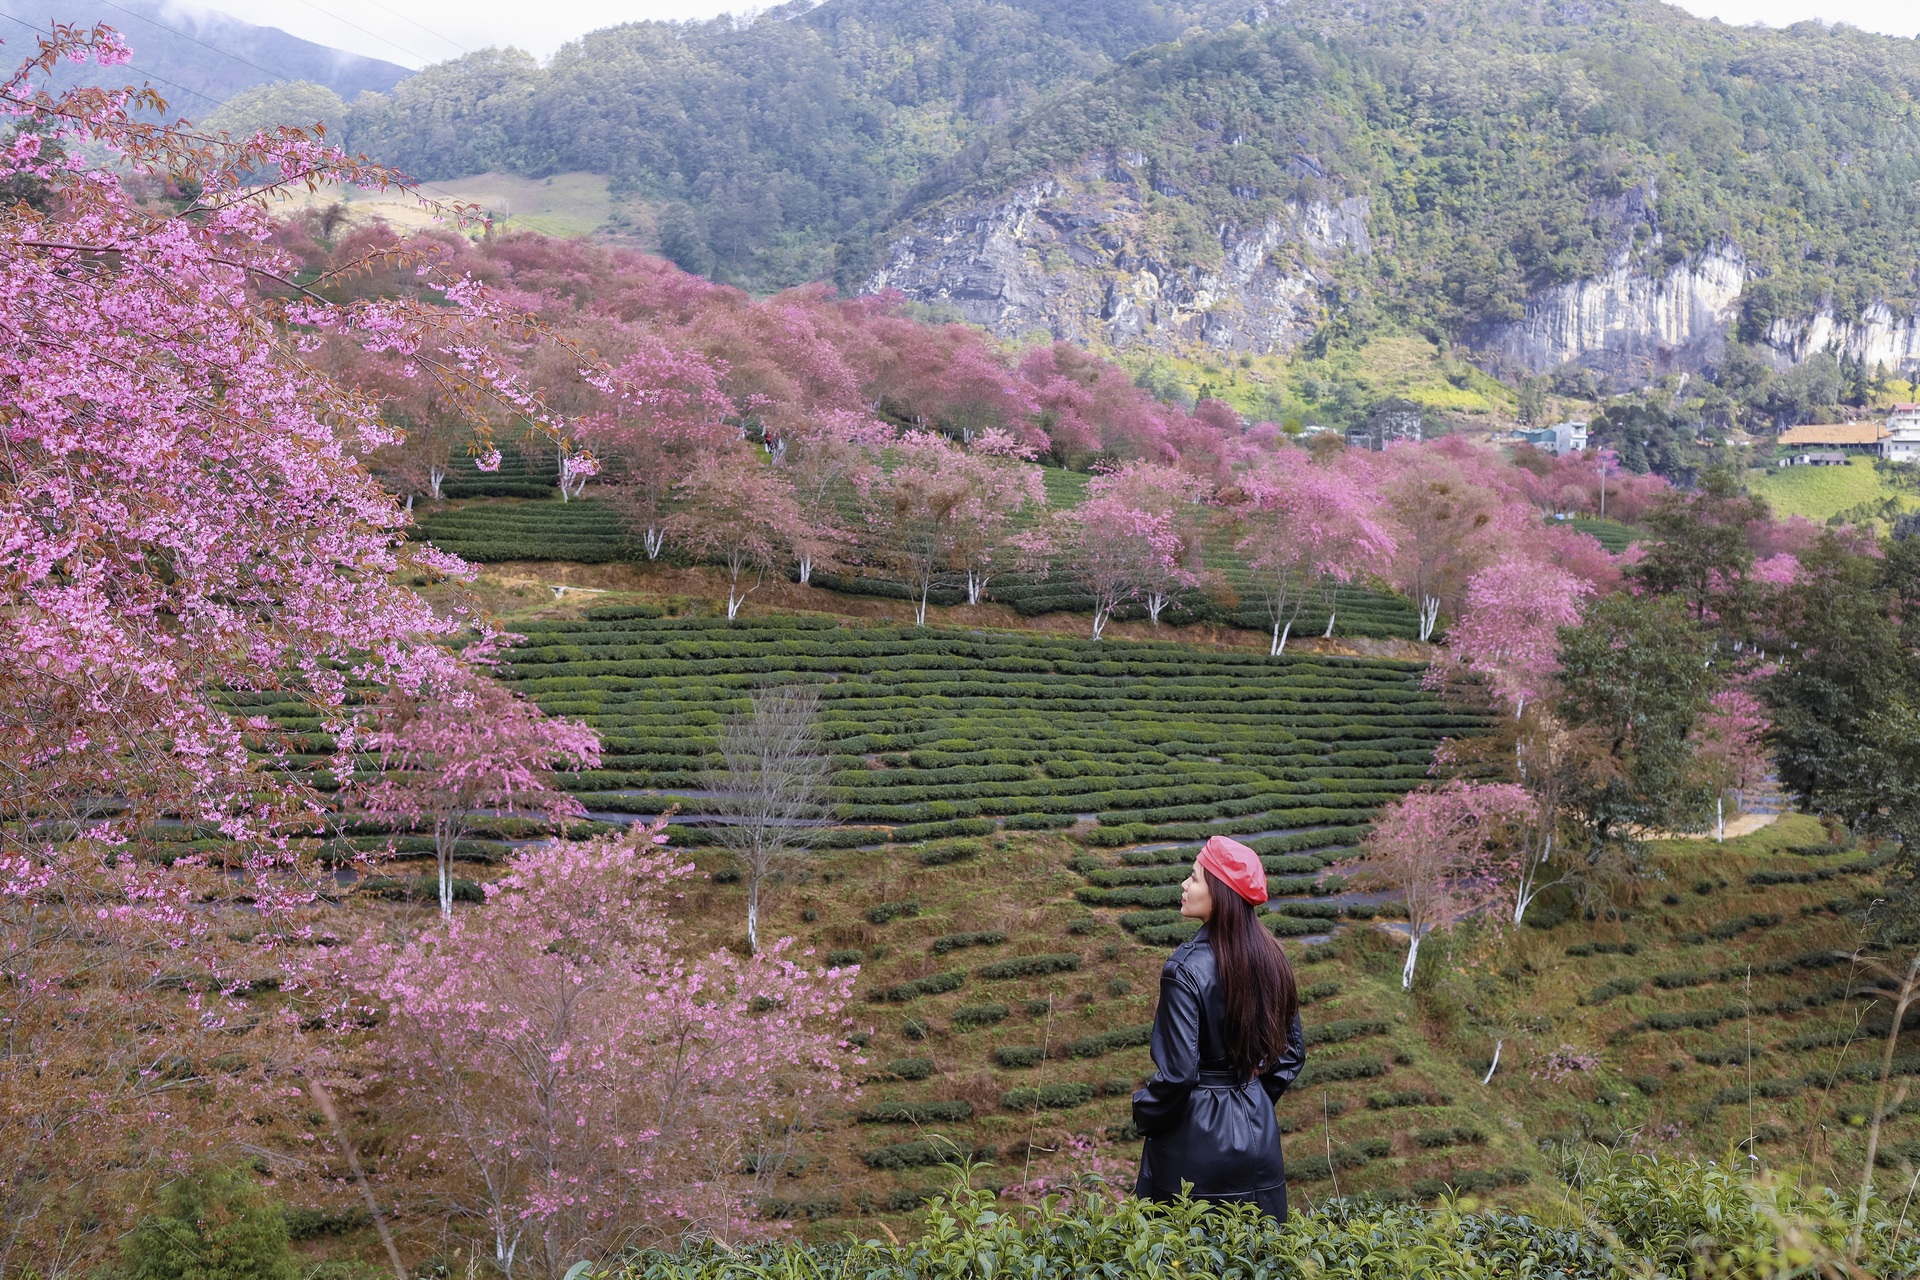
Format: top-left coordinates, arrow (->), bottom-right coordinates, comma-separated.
1582,977 -> 1644,1005
1304,1018 -> 1389,1046
871,971 -> 965,1003
859,1139 -> 979,1170
868,900 -> 921,925
825,949 -> 862,967
122,1167 -> 296,1280
884,1057 -> 935,1081
1001,1082 -> 1095,1112
931,930 -> 1007,956
1296,1055 -> 1386,1086
1064,1025 -> 1154,1059
858,1101 -> 974,1124
979,953 -> 1081,980
995,1046 -> 1045,1068
951,1003 -> 1009,1029
919,840 -> 984,866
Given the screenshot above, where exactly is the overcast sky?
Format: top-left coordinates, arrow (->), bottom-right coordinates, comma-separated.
187,0 -> 1918,69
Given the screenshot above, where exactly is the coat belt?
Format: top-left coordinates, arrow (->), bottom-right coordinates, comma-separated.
1197,1068 -> 1250,1086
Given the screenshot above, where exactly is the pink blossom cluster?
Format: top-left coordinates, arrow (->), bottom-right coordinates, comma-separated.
297,821 -> 859,1272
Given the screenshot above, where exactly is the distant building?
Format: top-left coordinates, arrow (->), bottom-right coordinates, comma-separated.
1778,422 -> 1887,455
1518,421 -> 1589,456
1349,401 -> 1424,451
1777,451 -> 1850,468
1884,403 -> 1920,462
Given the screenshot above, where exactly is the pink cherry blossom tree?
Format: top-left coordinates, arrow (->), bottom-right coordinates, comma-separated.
1065,462 -> 1208,638
777,409 -> 888,586
301,821 -> 859,1275
1378,445 -> 1531,642
873,432 -> 1048,623
583,336 -> 738,559
671,454 -> 807,619
1341,780 -> 1534,988
1234,454 -> 1396,655
1436,555 -> 1594,718
359,666 -> 602,916
1690,687 -> 1771,841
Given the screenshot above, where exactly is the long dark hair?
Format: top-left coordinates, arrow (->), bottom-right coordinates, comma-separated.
1205,868 -> 1299,1079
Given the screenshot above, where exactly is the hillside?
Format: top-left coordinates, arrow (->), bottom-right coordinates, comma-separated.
229,569 -> 1909,1251
301,0 -> 1920,392
4,0 -> 408,110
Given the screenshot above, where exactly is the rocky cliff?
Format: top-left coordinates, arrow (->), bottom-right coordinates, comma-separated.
865,152 -> 1371,356
1463,246 -> 1749,382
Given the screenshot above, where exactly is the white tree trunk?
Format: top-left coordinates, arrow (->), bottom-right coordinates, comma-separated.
1483,1039 -> 1503,1085
1717,795 -> 1725,842
403,492 -> 414,513
966,570 -> 987,606
643,527 -> 665,560
797,554 -> 813,586
1271,619 -> 1292,657
1091,605 -> 1109,640
1146,592 -> 1167,625
1419,596 -> 1440,643
727,589 -> 744,620
914,583 -> 931,626
746,871 -> 760,955
1323,609 -> 1336,638
428,464 -> 445,500
1401,929 -> 1423,990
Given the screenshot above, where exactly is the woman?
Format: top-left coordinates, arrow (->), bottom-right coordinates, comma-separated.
1133,834 -> 1305,1221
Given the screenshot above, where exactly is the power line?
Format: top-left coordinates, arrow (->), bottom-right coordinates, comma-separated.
0,7 -> 225,108
94,0 -> 300,85
350,0 -> 470,56
276,0 -> 439,67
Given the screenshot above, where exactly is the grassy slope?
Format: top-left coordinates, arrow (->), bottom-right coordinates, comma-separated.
1750,460 -> 1911,522
313,562 -> 1897,1244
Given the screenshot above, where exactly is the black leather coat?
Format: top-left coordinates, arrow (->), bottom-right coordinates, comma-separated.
1132,926 -> 1306,1221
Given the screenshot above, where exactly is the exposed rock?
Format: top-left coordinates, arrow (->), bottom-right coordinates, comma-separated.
1767,303 -> 1920,375
1462,246 -> 1747,382
865,155 -> 1369,355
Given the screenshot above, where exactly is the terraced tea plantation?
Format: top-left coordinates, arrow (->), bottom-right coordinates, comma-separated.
498,612 -> 1480,845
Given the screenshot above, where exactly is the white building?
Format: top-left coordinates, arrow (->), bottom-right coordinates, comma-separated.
1883,403 -> 1920,462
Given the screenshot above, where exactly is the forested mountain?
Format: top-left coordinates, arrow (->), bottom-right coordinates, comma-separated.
229,0 -> 1920,388
4,0 -> 408,108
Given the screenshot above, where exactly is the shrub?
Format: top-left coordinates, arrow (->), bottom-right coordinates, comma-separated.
860,1140 -> 979,1170
1303,1018 -> 1389,1046
931,930 -> 1007,956
918,840 -> 985,866
1001,1083 -> 1096,1112
122,1167 -> 296,1280
951,1003 -> 1010,1029
1296,1056 -> 1386,1086
1300,980 -> 1341,1006
1694,1045 -> 1762,1066
1107,977 -> 1132,997
902,1019 -> 929,1040
868,900 -> 922,925
825,949 -> 862,967
1414,1126 -> 1486,1148
1582,977 -> 1644,1005
1066,916 -> 1101,935
1368,1089 -> 1447,1109
979,953 -> 1081,980
1267,916 -> 1321,938
1064,1025 -> 1154,1059
995,1046 -> 1045,1068
1711,912 -> 1782,940
1652,970 -> 1713,990
884,1057 -> 935,1081
871,971 -> 965,1003
858,1101 -> 974,1124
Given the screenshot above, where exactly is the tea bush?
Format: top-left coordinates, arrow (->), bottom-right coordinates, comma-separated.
604,1173 -> 1718,1280
978,953 -> 1080,980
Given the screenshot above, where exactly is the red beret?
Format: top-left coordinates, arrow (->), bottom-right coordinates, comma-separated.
1199,835 -> 1267,905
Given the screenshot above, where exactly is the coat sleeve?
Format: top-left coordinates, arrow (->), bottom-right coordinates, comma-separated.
1258,1009 -> 1307,1103
1132,963 -> 1202,1136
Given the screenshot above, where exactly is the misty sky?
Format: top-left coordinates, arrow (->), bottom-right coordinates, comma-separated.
187,0 -> 1920,71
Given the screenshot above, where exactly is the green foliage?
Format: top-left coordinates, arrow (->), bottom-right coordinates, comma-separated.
612,1151 -> 1920,1277
976,953 -> 1082,980
867,900 -> 921,925
1000,1082 -> 1095,1112
883,1057 -> 935,1081
1557,595 -> 1720,854
858,1101 -> 974,1124
871,971 -> 965,1003
948,1003 -> 1009,1029
930,931 -> 1005,956
993,1046 -> 1045,1068
122,1167 -> 296,1280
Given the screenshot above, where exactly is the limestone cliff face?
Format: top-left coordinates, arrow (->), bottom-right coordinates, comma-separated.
1462,247 -> 1748,381
1767,303 -> 1920,374
864,155 -> 1370,355
869,167 -> 1919,384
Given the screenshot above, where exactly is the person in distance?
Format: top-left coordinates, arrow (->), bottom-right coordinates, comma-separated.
1132,833 -> 1305,1221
